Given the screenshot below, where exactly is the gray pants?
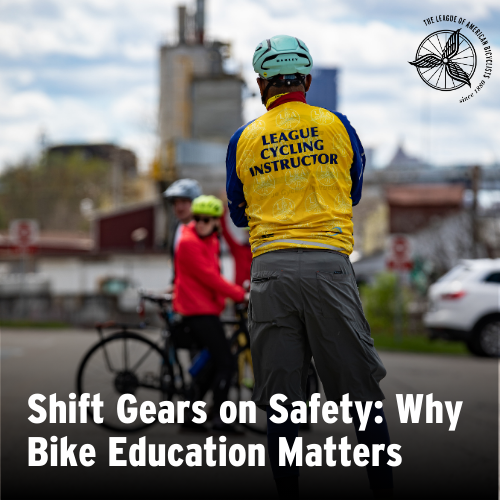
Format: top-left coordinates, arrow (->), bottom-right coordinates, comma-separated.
249,249 -> 386,406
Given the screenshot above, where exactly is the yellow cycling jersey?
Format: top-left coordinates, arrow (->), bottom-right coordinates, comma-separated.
226,95 -> 366,258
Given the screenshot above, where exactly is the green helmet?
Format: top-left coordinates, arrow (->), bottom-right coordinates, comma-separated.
192,195 -> 223,218
253,35 -> 313,79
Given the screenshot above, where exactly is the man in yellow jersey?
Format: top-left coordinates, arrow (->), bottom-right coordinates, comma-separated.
226,35 -> 393,499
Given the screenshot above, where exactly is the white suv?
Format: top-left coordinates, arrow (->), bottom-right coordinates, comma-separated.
424,259 -> 500,357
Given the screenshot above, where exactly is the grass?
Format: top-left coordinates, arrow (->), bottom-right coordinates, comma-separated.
371,331 -> 469,355
0,320 -> 70,329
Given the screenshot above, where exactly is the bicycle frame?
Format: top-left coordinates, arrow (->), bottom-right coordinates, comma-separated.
78,291 -> 265,432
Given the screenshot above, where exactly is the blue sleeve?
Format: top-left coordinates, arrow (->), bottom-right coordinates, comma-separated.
332,112 -> 365,206
226,120 -> 254,227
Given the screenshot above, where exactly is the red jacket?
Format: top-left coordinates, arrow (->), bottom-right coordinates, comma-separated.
220,211 -> 252,287
173,222 -> 245,316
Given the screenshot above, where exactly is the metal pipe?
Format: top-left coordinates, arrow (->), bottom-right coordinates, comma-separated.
195,0 -> 205,44
178,5 -> 186,44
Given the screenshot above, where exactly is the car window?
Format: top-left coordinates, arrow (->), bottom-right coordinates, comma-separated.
437,265 -> 469,283
484,272 -> 500,284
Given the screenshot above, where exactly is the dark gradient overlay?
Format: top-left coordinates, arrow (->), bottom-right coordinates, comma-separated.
1,330 -> 498,499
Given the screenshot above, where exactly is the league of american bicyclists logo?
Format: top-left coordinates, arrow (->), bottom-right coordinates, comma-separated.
408,16 -> 493,102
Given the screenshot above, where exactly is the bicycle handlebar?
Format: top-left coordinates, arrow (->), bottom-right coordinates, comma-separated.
138,289 -> 173,304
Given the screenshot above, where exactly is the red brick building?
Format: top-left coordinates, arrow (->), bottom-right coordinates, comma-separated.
386,184 -> 464,234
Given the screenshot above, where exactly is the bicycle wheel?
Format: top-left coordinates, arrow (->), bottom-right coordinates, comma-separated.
76,331 -> 173,432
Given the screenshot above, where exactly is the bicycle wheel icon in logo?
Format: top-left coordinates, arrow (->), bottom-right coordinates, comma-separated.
409,29 -> 476,91
276,108 -> 300,130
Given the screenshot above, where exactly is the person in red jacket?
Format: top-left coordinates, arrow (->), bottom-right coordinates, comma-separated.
174,195 -> 247,432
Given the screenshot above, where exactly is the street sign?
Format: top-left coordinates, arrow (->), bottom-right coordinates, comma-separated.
386,234 -> 413,271
9,219 -> 39,252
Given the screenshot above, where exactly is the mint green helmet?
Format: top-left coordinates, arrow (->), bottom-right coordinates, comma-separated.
253,35 -> 313,79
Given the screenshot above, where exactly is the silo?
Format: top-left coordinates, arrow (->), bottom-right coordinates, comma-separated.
157,0 -> 243,191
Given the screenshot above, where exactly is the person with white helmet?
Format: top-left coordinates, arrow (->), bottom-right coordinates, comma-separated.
226,35 -> 393,499
163,178 -> 202,256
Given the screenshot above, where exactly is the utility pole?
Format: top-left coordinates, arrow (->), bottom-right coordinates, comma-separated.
112,147 -> 123,208
394,272 -> 403,343
471,165 -> 481,258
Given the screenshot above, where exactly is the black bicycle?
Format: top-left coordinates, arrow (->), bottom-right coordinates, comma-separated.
76,291 -> 319,434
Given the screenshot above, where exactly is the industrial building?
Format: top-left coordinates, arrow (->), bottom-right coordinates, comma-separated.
157,0 -> 244,194
307,67 -> 338,111
47,144 -> 138,178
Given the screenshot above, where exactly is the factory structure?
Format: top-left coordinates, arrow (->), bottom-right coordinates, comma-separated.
156,0 -> 244,194
307,67 -> 338,111
90,0 -> 248,253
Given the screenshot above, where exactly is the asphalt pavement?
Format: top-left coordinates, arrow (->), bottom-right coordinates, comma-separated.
1,328 -> 498,499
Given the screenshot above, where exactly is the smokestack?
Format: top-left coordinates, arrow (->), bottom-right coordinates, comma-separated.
195,0 -> 205,44
178,5 -> 186,44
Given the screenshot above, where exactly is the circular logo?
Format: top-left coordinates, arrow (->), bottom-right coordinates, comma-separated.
305,192 -> 326,214
409,29 -> 477,91
242,119 -> 266,139
317,164 -> 338,187
285,167 -> 308,190
311,108 -> 334,125
253,174 -> 275,196
276,108 -> 300,130
335,193 -> 351,213
273,197 -> 295,220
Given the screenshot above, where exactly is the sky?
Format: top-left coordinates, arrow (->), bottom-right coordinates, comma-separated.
0,0 -> 499,172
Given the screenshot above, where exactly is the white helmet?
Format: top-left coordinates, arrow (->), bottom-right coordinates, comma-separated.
163,179 -> 202,201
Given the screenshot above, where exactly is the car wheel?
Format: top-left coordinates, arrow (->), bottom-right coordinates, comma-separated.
479,319 -> 500,357
469,318 -> 500,358
465,338 -> 483,357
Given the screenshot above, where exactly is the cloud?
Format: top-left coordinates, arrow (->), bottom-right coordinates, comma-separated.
0,0 -> 175,61
0,0 -> 499,173
215,1 -> 500,167
0,89 -> 53,119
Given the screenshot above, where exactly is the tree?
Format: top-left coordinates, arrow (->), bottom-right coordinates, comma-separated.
0,152 -> 110,232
